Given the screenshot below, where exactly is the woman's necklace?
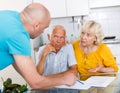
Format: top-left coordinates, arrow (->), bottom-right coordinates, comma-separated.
80,43 -> 99,66
84,53 -> 88,65
80,43 -> 95,65
79,44 -> 88,65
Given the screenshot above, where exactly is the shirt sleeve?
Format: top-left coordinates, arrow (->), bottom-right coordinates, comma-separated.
101,44 -> 118,72
6,32 -> 31,56
36,45 -> 46,64
67,44 -> 77,67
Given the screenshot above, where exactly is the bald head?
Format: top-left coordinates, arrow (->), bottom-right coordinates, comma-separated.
20,3 -> 51,39
22,3 -> 50,23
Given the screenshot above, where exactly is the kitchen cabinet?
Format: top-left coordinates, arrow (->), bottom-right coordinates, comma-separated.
0,0 -> 32,11
89,0 -> 120,8
33,0 -> 89,18
33,0 -> 66,18
0,0 -> 31,11
66,0 -> 89,16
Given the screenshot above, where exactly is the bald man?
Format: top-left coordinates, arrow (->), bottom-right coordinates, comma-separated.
0,3 -> 77,89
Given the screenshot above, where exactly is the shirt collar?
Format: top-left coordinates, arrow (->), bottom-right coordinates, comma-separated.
50,45 -> 65,54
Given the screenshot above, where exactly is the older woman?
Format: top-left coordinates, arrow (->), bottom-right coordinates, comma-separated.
73,20 -> 118,81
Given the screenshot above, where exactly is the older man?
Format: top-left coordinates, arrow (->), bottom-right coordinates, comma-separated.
36,25 -> 78,93
37,25 -> 78,76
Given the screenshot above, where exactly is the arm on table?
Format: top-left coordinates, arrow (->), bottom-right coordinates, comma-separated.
36,44 -> 56,75
13,54 -> 77,89
49,64 -> 78,78
36,53 -> 46,75
88,62 -> 117,73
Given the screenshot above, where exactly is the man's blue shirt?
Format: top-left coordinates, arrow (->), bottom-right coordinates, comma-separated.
0,10 -> 31,70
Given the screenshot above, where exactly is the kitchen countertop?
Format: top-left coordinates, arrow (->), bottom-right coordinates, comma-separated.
103,39 -> 120,44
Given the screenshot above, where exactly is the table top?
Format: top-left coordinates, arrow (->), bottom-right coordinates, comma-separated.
27,73 -> 120,93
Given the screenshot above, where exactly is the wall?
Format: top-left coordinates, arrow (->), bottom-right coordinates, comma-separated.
84,6 -> 120,39
40,17 -> 81,44
0,0 -> 31,11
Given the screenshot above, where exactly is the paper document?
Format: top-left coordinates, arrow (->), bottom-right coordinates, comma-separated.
55,80 -> 91,90
85,76 -> 116,88
55,76 -> 116,90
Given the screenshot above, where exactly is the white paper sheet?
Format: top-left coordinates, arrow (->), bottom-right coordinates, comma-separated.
55,76 -> 116,90
85,76 -> 116,88
55,80 -> 91,90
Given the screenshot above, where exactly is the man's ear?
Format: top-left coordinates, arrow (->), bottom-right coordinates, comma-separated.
33,21 -> 40,31
65,36 -> 69,44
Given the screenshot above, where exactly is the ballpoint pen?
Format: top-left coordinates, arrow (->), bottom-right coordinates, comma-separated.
76,80 -> 84,85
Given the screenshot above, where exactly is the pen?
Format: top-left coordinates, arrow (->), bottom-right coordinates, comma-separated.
77,80 -> 84,85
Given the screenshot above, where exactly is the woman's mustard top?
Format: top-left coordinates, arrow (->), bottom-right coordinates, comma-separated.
73,40 -> 118,80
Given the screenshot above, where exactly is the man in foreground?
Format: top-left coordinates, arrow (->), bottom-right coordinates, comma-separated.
0,3 -> 77,89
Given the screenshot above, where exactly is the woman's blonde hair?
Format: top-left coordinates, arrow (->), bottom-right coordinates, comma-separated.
80,20 -> 104,45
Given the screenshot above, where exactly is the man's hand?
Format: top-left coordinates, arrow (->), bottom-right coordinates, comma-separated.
62,73 -> 77,86
42,44 -> 56,56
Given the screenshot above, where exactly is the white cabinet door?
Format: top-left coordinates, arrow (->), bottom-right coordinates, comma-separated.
34,0 -> 66,18
0,0 -> 30,12
66,0 -> 89,16
89,0 -> 120,8
33,0 -> 89,18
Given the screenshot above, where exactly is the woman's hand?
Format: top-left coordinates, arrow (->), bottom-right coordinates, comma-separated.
88,62 -> 115,73
88,62 -> 102,72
